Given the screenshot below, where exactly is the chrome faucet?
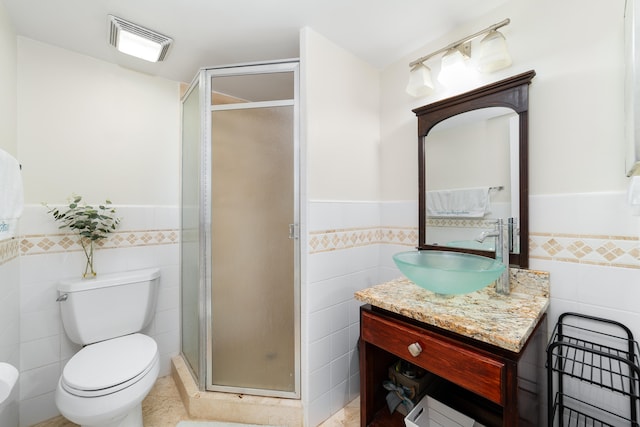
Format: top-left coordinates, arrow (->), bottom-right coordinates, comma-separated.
476,218 -> 510,295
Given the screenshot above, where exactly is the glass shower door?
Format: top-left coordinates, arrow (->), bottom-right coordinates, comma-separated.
210,106 -> 295,393
207,64 -> 299,397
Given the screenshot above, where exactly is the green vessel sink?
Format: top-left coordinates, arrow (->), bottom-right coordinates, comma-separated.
392,250 -> 505,295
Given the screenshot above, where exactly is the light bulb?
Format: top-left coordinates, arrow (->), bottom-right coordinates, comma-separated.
438,48 -> 469,87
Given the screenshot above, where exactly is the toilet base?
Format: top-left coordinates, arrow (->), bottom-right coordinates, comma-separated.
55,337 -> 159,427
79,403 -> 142,427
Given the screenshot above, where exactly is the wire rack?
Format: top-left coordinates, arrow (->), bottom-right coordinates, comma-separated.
547,312 -> 640,427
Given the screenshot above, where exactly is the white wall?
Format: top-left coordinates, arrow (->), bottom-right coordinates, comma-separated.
381,0 -> 628,200
303,28 -> 380,201
15,39 -> 181,426
301,28 -> 382,426
0,0 -> 16,157
0,2 -> 20,426
17,37 -> 180,205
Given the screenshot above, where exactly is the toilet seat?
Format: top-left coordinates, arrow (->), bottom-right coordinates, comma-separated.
61,333 -> 158,398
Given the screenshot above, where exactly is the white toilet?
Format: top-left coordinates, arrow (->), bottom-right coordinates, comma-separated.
55,268 -> 161,427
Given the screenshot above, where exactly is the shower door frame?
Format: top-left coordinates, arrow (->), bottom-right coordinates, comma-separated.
196,60 -> 301,399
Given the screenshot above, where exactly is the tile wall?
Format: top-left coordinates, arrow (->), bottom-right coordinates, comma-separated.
0,237 -> 20,427
528,191 -> 640,342
305,200 -> 416,426
306,194 -> 639,425
8,192 -> 639,426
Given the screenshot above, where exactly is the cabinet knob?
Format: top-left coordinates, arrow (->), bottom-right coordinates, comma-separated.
408,342 -> 422,357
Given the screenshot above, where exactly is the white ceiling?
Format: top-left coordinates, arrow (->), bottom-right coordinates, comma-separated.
2,0 -> 511,83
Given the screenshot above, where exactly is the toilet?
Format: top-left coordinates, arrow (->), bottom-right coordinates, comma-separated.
55,268 -> 161,427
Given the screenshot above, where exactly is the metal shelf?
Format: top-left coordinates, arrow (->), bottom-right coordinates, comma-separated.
547,312 -> 640,427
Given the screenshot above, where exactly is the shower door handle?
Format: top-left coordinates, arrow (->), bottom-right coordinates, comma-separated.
289,224 -> 299,240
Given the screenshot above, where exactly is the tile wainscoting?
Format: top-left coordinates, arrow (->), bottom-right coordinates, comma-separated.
6,195 -> 638,426
13,205 -> 181,427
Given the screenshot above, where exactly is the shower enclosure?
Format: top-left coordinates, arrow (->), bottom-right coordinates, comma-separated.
180,60 -> 300,398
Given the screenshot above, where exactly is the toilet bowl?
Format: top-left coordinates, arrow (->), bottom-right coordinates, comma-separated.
54,269 -> 161,427
55,334 -> 159,427
0,362 -> 19,427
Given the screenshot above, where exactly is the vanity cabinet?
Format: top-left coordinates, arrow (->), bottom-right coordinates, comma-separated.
359,305 -> 547,427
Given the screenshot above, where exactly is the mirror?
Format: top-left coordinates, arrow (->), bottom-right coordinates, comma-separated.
414,70 -> 535,268
424,107 -> 518,251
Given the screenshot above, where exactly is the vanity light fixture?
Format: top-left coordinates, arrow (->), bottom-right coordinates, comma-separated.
407,18 -> 512,95
477,30 -> 512,72
406,63 -> 435,97
108,15 -> 172,62
438,45 -> 471,86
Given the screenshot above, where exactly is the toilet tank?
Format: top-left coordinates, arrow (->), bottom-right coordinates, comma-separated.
57,268 -> 160,345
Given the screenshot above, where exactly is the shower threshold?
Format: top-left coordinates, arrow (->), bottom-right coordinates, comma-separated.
171,356 -> 303,426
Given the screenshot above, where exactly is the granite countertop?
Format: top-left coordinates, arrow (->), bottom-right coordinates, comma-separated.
354,269 -> 550,353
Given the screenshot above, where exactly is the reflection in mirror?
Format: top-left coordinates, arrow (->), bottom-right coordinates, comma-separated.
424,107 -> 520,254
414,70 -> 535,268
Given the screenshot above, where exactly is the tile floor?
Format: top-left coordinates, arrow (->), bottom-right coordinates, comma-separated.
30,375 -> 360,427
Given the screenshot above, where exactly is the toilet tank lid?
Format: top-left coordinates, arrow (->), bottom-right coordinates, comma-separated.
58,268 -> 160,293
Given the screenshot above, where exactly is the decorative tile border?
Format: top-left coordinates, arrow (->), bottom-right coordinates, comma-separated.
20,229 -> 179,256
309,226 -> 417,254
309,227 -> 640,269
529,232 -> 639,269
0,238 -> 19,266
10,227 -> 640,269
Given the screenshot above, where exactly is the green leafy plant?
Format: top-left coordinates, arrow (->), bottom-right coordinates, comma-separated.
45,195 -> 121,278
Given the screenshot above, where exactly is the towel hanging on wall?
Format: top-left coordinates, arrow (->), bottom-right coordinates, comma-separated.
0,149 -> 24,239
426,187 -> 492,218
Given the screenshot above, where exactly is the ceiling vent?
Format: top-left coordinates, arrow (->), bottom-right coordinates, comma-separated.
108,15 -> 172,62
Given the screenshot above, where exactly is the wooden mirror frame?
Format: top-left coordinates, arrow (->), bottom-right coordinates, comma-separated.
414,70 -> 535,268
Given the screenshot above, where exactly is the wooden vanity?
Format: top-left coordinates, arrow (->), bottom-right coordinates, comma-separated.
355,272 -> 549,427
368,71 -> 544,426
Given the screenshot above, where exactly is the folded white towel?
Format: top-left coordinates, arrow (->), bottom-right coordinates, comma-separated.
0,149 -> 24,239
426,187 -> 490,218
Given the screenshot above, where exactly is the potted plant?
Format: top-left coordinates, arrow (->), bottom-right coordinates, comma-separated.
45,195 -> 121,278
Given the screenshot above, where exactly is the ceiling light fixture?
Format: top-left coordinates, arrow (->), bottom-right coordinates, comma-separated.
108,15 -> 172,62
406,19 -> 512,96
